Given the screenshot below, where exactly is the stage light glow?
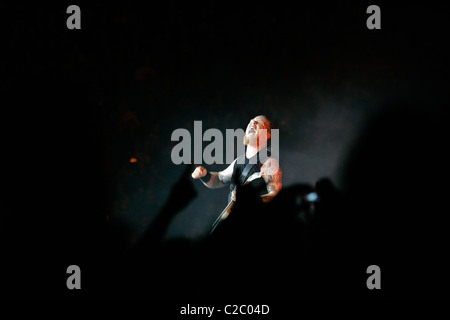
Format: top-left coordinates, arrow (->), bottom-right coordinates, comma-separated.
306,192 -> 319,202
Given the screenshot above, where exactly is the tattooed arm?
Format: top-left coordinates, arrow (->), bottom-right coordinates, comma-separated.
260,157 -> 282,203
191,159 -> 236,189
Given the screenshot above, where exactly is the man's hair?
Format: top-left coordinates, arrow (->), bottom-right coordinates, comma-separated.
257,115 -> 273,139
256,115 -> 273,151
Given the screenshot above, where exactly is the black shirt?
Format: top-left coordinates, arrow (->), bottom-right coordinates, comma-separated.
228,147 -> 270,203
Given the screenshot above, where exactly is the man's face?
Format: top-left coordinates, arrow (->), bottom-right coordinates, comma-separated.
244,116 -> 270,145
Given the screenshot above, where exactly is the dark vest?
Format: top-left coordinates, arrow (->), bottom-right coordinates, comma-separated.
228,147 -> 270,203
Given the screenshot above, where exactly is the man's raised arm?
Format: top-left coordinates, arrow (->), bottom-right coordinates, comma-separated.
191,159 -> 236,189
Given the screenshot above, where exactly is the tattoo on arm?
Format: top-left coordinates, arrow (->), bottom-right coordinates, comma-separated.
261,158 -> 282,202
202,159 -> 235,189
266,183 -> 279,193
264,170 -> 282,193
204,172 -> 230,189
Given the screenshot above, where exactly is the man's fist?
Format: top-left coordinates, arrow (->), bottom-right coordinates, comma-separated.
191,166 -> 207,179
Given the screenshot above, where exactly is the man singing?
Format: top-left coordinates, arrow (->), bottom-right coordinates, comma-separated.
191,115 -> 282,209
